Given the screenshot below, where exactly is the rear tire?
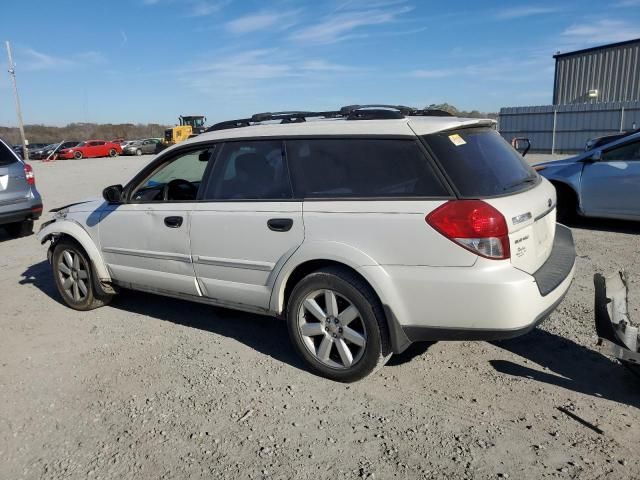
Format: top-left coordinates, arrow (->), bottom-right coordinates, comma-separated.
5,219 -> 33,238
74,151 -> 83,160
286,266 -> 392,382
52,239 -> 113,311
108,149 -> 117,157
136,149 -> 142,156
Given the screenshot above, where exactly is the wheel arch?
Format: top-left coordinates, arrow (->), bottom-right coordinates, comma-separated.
270,242 -> 380,315
549,179 -> 581,213
38,220 -> 111,282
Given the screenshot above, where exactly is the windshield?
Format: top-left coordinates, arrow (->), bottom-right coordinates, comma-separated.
422,128 -> 537,197
75,142 -> 86,147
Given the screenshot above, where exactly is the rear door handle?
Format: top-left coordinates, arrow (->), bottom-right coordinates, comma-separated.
267,218 -> 293,232
164,216 -> 183,228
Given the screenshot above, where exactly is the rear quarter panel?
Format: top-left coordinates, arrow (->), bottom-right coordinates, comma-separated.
301,200 -> 478,267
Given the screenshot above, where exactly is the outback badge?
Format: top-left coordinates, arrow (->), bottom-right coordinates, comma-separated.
512,212 -> 532,225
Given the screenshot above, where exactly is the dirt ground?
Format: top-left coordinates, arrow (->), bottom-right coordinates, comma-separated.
1,154 -> 638,480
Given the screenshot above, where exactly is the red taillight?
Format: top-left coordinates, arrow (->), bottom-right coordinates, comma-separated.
426,200 -> 510,259
23,163 -> 35,186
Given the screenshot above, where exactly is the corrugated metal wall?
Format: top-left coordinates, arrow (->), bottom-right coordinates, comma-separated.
498,101 -> 640,153
554,40 -> 640,104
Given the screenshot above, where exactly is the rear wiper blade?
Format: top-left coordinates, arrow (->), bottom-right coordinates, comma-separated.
503,176 -> 537,191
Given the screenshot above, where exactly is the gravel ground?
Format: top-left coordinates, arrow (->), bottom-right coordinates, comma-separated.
1,154 -> 638,480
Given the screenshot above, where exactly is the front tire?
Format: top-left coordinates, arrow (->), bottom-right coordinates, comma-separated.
136,148 -> 142,156
5,219 -> 33,238
286,267 -> 392,382
74,151 -> 83,160
52,240 -> 113,310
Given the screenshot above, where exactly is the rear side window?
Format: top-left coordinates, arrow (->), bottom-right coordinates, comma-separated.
0,140 -> 18,166
423,128 -> 537,197
286,139 -> 448,198
203,140 -> 292,200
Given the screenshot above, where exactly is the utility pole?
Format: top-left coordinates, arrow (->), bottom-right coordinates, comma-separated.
5,41 -> 29,161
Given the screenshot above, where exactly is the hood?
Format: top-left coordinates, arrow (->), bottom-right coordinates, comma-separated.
50,198 -> 104,213
533,156 -> 581,169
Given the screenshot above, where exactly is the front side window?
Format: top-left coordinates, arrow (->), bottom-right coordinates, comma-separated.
602,139 -> 640,161
286,138 -> 448,198
203,140 -> 292,200
130,147 -> 214,202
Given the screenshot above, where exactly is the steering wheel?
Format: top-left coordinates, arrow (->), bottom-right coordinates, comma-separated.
162,179 -> 198,201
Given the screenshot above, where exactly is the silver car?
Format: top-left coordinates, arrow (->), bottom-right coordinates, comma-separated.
536,131 -> 640,221
0,138 -> 43,237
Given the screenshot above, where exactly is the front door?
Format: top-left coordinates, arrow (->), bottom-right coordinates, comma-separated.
190,139 -> 304,310
581,138 -> 640,220
99,146 -> 214,295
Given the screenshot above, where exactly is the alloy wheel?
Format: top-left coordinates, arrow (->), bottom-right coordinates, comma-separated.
297,289 -> 367,369
57,249 -> 89,302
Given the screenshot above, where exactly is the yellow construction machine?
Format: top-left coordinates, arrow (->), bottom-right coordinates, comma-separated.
162,115 -> 207,147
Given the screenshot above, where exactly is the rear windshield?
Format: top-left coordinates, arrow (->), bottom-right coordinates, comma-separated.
0,139 -> 19,166
422,128 -> 538,197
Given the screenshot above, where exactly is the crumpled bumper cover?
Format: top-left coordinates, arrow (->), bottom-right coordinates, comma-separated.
594,271 -> 640,365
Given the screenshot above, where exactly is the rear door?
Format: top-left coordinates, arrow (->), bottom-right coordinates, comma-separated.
422,127 -> 556,274
191,139 -> 304,310
0,140 -> 30,215
581,138 -> 640,220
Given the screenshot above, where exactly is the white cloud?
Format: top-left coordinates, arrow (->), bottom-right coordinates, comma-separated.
145,0 -> 229,17
495,5 -> 560,19
179,49 -> 365,101
17,48 -> 106,71
188,0 -> 229,17
411,69 -> 454,79
614,0 -> 640,6
226,10 -> 300,34
409,55 -> 552,84
290,5 -> 413,44
561,19 -> 640,45
19,48 -> 74,71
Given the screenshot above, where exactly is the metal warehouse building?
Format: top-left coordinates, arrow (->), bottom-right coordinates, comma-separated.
553,38 -> 640,105
499,38 -> 640,153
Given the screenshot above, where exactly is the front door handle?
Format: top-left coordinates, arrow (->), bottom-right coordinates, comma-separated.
267,218 -> 293,232
164,216 -> 183,228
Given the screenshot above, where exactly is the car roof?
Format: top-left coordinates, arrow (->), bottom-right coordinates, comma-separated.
593,130 -> 640,152
178,116 -> 495,147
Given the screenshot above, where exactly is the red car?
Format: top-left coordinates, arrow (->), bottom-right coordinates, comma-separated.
57,140 -> 122,159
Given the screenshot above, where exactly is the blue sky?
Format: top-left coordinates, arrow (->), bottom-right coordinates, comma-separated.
1,0 -> 639,126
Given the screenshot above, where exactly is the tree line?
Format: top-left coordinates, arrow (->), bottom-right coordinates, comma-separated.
0,123 -> 169,146
425,103 -> 497,119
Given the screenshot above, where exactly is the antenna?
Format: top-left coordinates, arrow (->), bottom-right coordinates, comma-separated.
5,41 -> 29,161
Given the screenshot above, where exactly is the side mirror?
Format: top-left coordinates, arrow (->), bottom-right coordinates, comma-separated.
585,150 -> 602,162
103,184 -> 124,203
511,137 -> 531,157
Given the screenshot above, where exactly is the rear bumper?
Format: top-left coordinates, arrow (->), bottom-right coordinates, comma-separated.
0,204 -> 43,225
361,224 -> 576,353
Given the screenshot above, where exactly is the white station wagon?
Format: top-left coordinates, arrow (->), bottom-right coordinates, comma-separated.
38,105 -> 576,381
